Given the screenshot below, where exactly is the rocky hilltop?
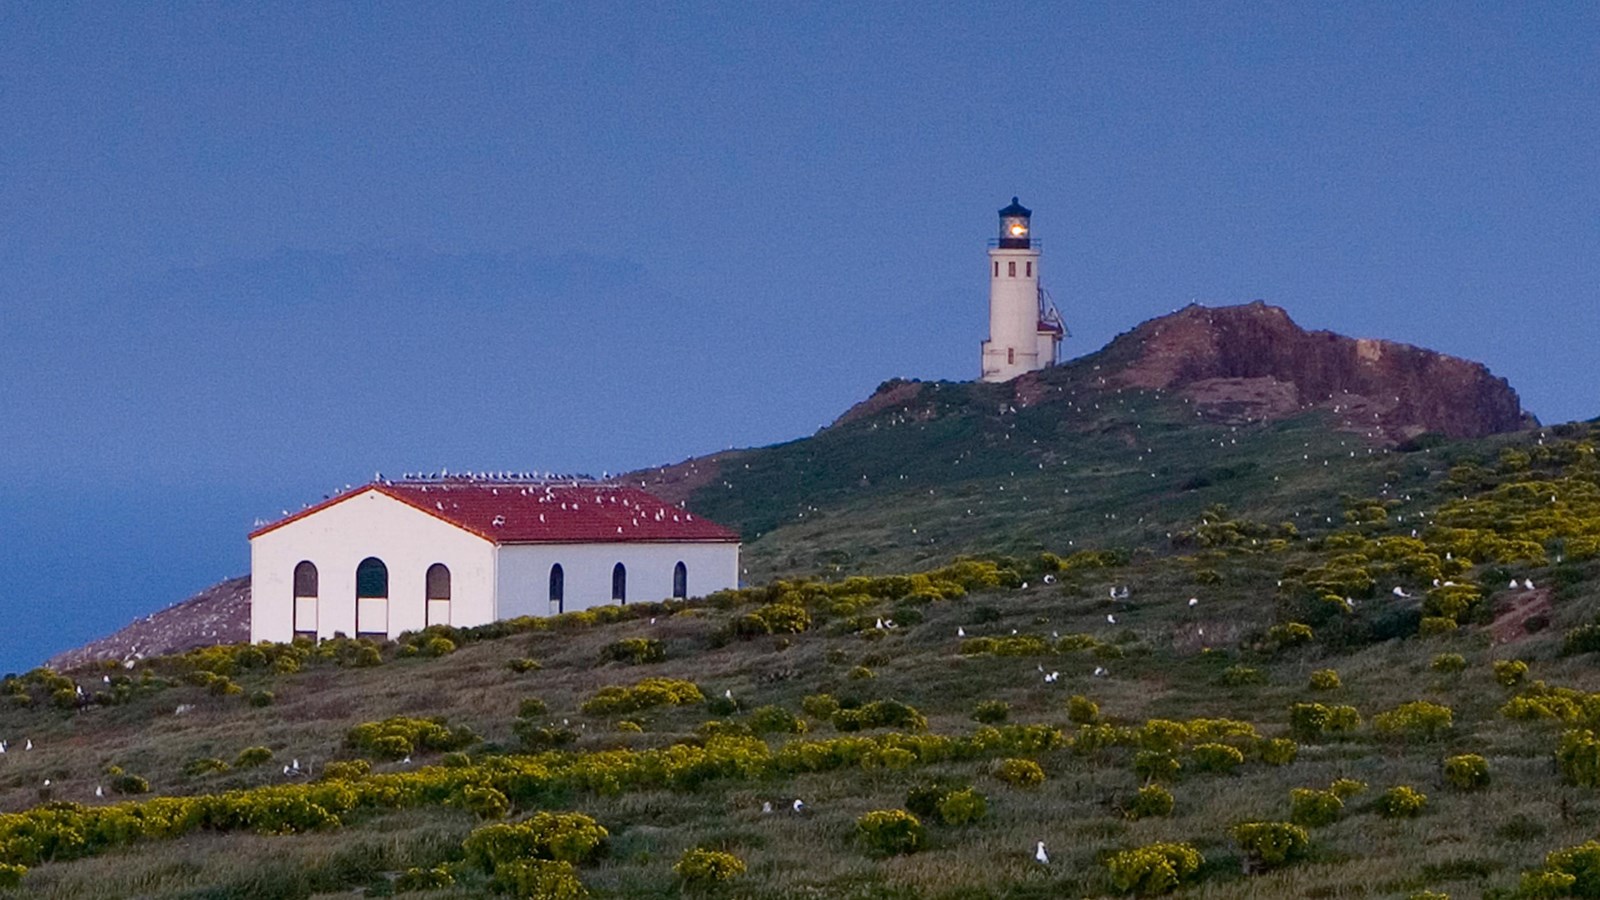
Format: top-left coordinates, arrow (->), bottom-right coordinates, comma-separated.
1097,302 -> 1528,440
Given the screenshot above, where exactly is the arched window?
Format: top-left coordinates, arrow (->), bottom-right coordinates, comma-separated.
293,561 -> 318,637
549,564 -> 564,614
426,563 -> 450,600
612,562 -> 627,604
426,563 -> 450,627
293,561 -> 318,597
355,557 -> 388,637
673,561 -> 688,599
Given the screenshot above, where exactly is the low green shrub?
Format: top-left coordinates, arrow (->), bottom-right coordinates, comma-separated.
1376,785 -> 1428,818
346,716 -> 478,759
1134,751 -> 1181,782
601,638 -> 665,665
395,866 -> 454,891
1443,754 -> 1489,791
321,759 -> 371,781
182,758 -> 228,778
422,636 -> 456,657
0,863 -> 25,889
1105,842 -> 1204,895
111,773 -> 150,794
1373,701 -> 1453,740
972,700 -> 1010,724
234,746 -> 273,768
1067,694 -> 1100,724
1309,669 -> 1342,690
1559,729 -> 1600,786
1126,784 -> 1174,820
1232,821 -> 1310,868
1259,738 -> 1299,766
457,784 -> 510,820
1518,868 -> 1578,898
580,678 -> 703,715
1267,622 -> 1314,649
1537,840 -> 1600,897
1494,659 -> 1530,687
518,698 -> 548,718
801,694 -> 840,719
1419,616 -> 1459,636
748,705 -> 807,735
832,700 -> 927,732
1329,778 -> 1367,799
1190,742 -> 1245,774
507,657 -> 543,674
937,788 -> 988,825
993,758 -> 1045,788
1289,788 -> 1343,827
674,847 -> 746,888
493,859 -> 587,899
1431,653 -> 1467,674
248,690 -> 275,707
856,809 -> 924,855
1221,665 -> 1267,686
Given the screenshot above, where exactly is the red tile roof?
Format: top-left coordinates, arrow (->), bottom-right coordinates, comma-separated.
248,481 -> 740,544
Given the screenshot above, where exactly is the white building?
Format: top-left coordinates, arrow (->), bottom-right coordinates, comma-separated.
980,197 -> 1065,382
248,478 -> 740,643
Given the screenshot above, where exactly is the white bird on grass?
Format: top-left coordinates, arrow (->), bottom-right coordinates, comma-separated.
1524,578 -> 1535,590
792,799 -> 805,813
1509,579 -> 1520,590
1393,587 -> 1411,598
95,785 -> 103,798
957,626 -> 966,637
1188,597 -> 1198,608
1035,841 -> 1050,864
1106,614 -> 1117,625
24,739 -> 32,751
761,801 -> 772,814
1093,666 -> 1108,678
1044,672 -> 1059,683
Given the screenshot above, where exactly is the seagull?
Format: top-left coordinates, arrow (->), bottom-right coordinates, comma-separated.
1106,614 -> 1116,625
762,801 -> 773,814
793,799 -> 805,813
957,626 -> 966,637
1509,579 -> 1519,590
1043,574 -> 1056,585
1524,578 -> 1535,590
1044,671 -> 1059,683
24,739 -> 32,751
1188,597 -> 1198,608
1393,587 -> 1410,598
1035,841 -> 1050,864
649,618 -> 656,624
875,618 -> 885,630
401,755 -> 411,765
95,785 -> 103,798
1093,666 -> 1108,677
724,689 -> 733,700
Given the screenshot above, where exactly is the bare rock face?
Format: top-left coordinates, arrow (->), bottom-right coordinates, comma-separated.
1106,302 -> 1528,440
45,576 -> 250,671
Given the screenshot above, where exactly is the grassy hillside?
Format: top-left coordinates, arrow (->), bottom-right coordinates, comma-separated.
679,343 -> 1492,582
3,422 -> 1600,898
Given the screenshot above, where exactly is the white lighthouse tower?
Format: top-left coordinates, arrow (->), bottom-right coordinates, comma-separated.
980,197 -> 1065,382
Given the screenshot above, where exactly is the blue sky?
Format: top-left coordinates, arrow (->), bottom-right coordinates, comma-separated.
1,4 -> 1596,672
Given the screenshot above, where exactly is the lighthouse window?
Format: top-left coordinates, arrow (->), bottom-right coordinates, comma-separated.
1008,348 -> 1015,365
1008,261 -> 1016,277
993,261 -> 999,277
1026,261 -> 1032,277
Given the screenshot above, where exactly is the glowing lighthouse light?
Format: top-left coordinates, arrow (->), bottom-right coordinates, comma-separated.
980,197 -> 1065,382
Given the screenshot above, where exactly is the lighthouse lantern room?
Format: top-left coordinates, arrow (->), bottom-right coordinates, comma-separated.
981,197 -> 1065,382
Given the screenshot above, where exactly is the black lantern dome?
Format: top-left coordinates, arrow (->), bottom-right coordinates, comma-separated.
997,196 -> 1032,248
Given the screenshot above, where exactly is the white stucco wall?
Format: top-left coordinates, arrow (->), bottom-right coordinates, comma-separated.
495,541 -> 740,618
250,490 -> 496,643
982,246 -> 1044,382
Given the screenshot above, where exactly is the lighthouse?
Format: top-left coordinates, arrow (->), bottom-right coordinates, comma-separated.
980,197 -> 1065,382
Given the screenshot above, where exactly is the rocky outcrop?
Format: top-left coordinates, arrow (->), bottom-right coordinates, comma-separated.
45,576 -> 250,671
1105,302 -> 1528,440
